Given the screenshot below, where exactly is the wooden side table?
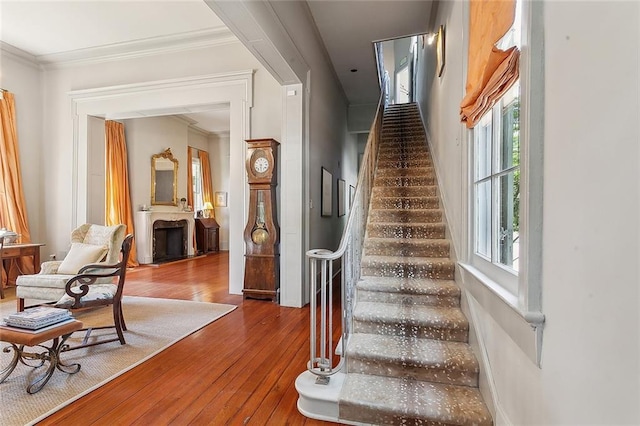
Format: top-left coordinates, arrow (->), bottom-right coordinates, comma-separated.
195,218 -> 220,254
0,320 -> 83,393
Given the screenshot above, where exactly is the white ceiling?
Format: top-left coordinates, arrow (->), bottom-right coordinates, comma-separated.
306,0 -> 433,105
0,0 -> 434,126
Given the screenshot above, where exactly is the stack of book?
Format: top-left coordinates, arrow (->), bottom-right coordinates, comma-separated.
2,306 -> 73,332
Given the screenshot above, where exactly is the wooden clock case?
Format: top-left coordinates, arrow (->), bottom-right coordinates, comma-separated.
243,139 -> 280,301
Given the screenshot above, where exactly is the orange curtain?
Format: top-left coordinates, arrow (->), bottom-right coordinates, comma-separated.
0,91 -> 34,285
460,0 -> 520,128
105,120 -> 138,267
198,150 -> 214,215
186,146 -> 194,211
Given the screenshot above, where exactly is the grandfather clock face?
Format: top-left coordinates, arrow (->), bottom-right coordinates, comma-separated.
247,147 -> 276,183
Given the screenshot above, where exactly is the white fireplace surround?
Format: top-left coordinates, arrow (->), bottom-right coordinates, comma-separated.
135,210 -> 195,264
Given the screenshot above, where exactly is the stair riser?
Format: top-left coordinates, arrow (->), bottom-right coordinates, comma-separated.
357,289 -> 459,307
371,197 -> 440,210
372,186 -> 436,197
368,209 -> 442,223
352,319 -> 468,342
367,224 -> 446,239
347,358 -> 478,388
378,143 -> 428,152
377,160 -> 433,169
374,176 -> 437,187
364,241 -> 450,258
378,141 -> 429,150
375,168 -> 435,178
376,155 -> 431,164
382,122 -> 423,128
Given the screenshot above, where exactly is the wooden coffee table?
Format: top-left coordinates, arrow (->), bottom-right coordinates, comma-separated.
0,320 -> 83,393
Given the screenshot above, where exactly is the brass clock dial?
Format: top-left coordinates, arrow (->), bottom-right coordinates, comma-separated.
254,156 -> 269,173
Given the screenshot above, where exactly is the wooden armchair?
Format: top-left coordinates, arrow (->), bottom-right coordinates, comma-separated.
54,234 -> 134,350
16,224 -> 126,311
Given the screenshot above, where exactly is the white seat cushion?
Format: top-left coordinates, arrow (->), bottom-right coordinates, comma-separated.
16,274 -> 75,289
55,284 -> 118,308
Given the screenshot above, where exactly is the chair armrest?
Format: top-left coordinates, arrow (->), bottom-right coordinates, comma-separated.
40,260 -> 63,274
78,261 -> 119,275
62,265 -> 124,308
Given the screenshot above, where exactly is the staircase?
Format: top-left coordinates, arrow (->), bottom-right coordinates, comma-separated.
337,103 -> 492,425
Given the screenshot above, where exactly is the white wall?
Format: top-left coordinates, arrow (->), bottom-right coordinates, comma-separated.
0,48 -> 44,245
417,1 -> 640,424
208,132 -> 231,250
124,116 -> 190,211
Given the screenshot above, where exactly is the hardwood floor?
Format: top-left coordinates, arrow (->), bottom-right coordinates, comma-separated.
38,252 -> 338,425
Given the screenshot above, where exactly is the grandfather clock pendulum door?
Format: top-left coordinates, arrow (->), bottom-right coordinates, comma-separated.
243,139 -> 280,301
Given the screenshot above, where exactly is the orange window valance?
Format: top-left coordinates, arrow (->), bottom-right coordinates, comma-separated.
460,0 -> 520,128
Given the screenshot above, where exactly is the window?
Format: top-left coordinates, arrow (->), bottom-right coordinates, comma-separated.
191,157 -> 204,213
471,0 -> 522,294
473,83 -> 520,291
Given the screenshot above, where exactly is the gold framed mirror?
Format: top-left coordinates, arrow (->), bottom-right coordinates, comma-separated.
151,148 -> 178,206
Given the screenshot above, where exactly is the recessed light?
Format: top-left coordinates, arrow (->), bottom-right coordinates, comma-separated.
350,69 -> 358,73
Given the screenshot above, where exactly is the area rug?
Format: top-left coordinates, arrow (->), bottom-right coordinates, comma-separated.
0,296 -> 236,426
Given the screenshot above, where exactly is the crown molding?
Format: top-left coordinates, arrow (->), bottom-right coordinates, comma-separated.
39,27 -> 239,70
0,41 -> 41,70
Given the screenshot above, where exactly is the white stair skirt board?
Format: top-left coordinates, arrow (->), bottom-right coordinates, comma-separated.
296,371 -> 348,424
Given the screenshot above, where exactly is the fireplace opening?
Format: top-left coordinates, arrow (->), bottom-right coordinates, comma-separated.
153,219 -> 188,263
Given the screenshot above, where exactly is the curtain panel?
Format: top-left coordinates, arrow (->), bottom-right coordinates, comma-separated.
0,91 -> 34,284
187,146 -> 195,211
460,0 -> 520,128
198,150 -> 214,211
105,120 -> 138,267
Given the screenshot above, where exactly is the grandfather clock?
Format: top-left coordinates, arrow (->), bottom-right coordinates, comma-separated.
243,139 -> 280,301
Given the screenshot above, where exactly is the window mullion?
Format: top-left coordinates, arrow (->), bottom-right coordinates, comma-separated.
491,102 -> 501,265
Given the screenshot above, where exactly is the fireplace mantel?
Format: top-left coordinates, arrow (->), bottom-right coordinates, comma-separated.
135,211 -> 195,264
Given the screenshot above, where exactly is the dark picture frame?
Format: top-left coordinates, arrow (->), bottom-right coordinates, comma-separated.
349,185 -> 356,208
337,179 -> 346,217
321,167 -> 332,217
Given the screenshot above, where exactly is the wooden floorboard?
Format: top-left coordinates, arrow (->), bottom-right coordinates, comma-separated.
36,252 -> 338,425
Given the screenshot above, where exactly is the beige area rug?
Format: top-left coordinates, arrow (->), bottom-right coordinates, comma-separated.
0,296 -> 236,426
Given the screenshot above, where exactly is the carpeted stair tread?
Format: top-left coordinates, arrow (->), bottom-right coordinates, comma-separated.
357,276 -> 460,307
372,186 -> 437,197
377,159 -> 433,169
367,222 -> 446,239
371,196 -> 440,210
358,276 -> 460,297
339,373 -> 492,426
361,254 -> 454,280
376,167 -> 435,178
346,334 -> 479,387
364,238 -> 450,258
368,208 -> 443,223
374,175 -> 437,186
352,303 -> 468,341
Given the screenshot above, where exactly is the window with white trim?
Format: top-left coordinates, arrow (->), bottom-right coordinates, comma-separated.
471,1 -> 522,295
191,157 -> 204,213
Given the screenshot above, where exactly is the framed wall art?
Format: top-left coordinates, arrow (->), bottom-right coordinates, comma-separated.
215,191 -> 227,207
338,179 -> 346,217
321,167 -> 332,217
